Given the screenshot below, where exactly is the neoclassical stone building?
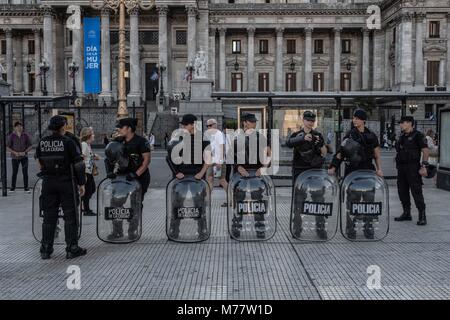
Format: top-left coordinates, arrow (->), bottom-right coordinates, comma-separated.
1,0 -> 450,138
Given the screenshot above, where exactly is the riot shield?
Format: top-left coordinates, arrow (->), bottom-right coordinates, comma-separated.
341,170 -> 389,241
166,176 -> 211,242
228,170 -> 276,241
32,178 -> 82,244
290,169 -> 339,241
97,175 -> 142,243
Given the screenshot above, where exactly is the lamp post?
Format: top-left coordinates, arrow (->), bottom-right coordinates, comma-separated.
234,56 -> 239,71
68,61 -> 79,99
186,62 -> 194,100
39,59 -> 49,96
409,103 -> 418,114
159,63 -> 166,106
289,57 -> 296,71
89,0 -> 155,118
346,59 -> 352,71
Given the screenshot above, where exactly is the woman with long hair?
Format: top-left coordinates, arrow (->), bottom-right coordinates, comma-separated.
80,127 -> 100,216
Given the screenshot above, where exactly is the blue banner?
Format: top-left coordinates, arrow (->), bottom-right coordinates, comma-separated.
84,17 -> 101,94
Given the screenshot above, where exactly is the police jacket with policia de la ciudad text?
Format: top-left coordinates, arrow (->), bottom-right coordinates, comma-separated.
35,133 -> 86,186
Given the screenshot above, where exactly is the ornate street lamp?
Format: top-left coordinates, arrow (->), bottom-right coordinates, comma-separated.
159,63 -> 166,106
186,62 -> 194,100
39,59 -> 49,96
234,56 -> 239,71
68,61 -> 79,99
89,0 -> 155,118
289,57 -> 296,71
409,103 -> 418,114
346,59 -> 352,71
26,62 -> 32,73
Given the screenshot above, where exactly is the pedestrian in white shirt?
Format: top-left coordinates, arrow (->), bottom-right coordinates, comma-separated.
205,119 -> 228,207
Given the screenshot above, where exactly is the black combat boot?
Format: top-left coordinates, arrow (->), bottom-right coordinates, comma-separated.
417,210 -> 427,226
40,224 -> 56,260
315,217 -> 328,240
40,244 -> 54,260
65,223 -> 87,259
107,220 -> 124,240
395,206 -> 412,221
66,245 -> 87,259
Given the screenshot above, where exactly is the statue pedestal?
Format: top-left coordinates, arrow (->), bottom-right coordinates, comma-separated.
179,79 -> 223,127
190,79 -> 213,102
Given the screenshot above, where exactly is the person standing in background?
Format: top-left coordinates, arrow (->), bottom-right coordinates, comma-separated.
80,127 -> 101,216
6,121 -> 32,193
148,132 -> 155,151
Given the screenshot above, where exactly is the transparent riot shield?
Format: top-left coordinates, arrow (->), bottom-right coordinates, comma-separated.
228,170 -> 276,241
290,169 -> 339,241
341,170 -> 389,241
166,176 -> 211,242
32,178 -> 82,244
97,175 -> 142,243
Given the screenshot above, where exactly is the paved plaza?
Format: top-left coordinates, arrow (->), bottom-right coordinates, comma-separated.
0,167 -> 449,299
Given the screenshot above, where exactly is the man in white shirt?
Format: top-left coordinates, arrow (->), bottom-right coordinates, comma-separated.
205,119 -> 228,207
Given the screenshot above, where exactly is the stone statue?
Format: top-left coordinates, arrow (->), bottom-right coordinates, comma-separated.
193,51 -> 208,80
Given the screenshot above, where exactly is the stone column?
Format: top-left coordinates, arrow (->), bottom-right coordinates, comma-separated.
99,8 -> 111,104
399,12 -> 413,89
304,27 -> 313,91
187,6 -> 197,64
127,7 -> 141,106
415,13 -> 425,89
247,27 -> 255,91
439,59 -> 445,86
198,7 -> 209,55
33,28 -> 41,95
362,28 -> 370,90
158,6 -> 169,98
219,27 -> 226,91
14,35 -> 23,94
42,6 -> 54,95
22,36 -> 28,94
71,10 -> 83,96
5,28 -> 13,92
384,28 -> 391,89
373,29 -> 385,90
275,27 -> 284,92
209,28 -> 216,86
333,27 -> 342,91
447,13 -> 450,88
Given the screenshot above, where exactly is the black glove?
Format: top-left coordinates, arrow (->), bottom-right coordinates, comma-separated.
107,172 -> 117,180
126,172 -> 139,181
314,137 -> 324,149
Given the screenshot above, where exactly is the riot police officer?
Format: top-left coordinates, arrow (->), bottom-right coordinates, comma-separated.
328,109 -> 383,239
286,111 -> 328,239
35,115 -> 87,259
394,116 -> 429,225
166,114 -> 211,239
232,113 -> 272,239
105,118 -> 151,240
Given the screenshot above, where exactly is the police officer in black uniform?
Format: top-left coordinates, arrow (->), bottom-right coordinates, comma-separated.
328,109 -> 383,239
286,111 -> 328,239
105,118 -> 151,240
232,113 -> 272,239
394,116 -> 430,225
166,114 -> 211,239
35,115 -> 87,259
